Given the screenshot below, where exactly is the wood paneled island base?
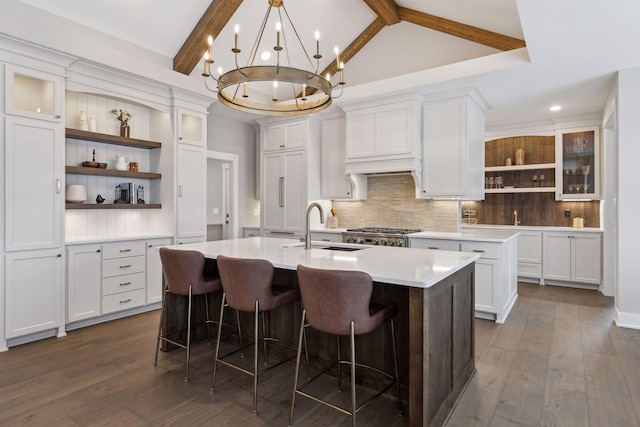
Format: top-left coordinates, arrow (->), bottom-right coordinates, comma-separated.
162,238 -> 477,426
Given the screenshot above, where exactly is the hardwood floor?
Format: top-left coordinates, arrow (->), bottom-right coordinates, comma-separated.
1,283 -> 639,426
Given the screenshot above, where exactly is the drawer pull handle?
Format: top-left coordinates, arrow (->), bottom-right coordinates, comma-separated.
119,298 -> 132,304
119,249 -> 132,253
96,249 -> 101,253
321,239 -> 331,242
120,282 -> 132,286
473,249 -> 485,253
120,264 -> 132,269
428,246 -> 439,250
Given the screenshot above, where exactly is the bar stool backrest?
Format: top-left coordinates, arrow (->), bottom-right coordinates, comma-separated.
217,255 -> 276,312
297,264 -> 376,336
159,248 -> 211,296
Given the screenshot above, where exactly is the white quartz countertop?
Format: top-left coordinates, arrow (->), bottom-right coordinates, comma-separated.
408,229 -> 519,243
165,237 -> 480,289
66,234 -> 174,245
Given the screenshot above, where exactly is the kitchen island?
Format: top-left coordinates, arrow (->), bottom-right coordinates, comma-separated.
167,237 -> 480,426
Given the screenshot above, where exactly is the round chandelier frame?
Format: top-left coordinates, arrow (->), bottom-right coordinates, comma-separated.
202,0 -> 344,116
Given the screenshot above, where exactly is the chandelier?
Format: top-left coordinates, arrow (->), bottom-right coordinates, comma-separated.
202,0 -> 345,116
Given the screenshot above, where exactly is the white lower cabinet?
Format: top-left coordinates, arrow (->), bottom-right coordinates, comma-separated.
146,238 -> 173,304
6,249 -> 64,339
243,227 -> 260,238
101,241 -> 146,314
408,236 -> 517,323
543,231 -> 601,285
517,231 -> 542,281
67,244 -> 102,323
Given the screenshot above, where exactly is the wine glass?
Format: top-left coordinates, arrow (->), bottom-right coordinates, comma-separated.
575,183 -> 582,193
488,176 -> 494,189
583,183 -> 591,193
568,184 -> 575,193
539,174 -> 545,187
532,175 -> 538,187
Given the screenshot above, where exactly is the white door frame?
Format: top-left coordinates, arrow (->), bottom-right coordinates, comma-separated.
207,150 -> 239,240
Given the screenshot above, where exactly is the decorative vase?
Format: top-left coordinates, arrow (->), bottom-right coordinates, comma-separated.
328,215 -> 339,229
120,124 -> 130,138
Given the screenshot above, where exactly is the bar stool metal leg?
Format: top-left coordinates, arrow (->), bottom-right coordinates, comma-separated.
337,335 -> 342,391
211,293 -> 226,393
154,286 -> 167,366
288,309 -> 307,427
184,286 -> 193,382
350,321 -> 357,427
253,300 -> 259,415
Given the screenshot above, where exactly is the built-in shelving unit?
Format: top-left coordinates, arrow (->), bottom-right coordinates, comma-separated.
485,163 -> 556,172
65,128 -> 162,209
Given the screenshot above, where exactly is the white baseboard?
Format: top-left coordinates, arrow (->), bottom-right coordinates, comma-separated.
615,309 -> 640,330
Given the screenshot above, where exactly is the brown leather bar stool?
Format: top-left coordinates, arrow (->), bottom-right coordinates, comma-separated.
154,248 -> 223,382
290,264 -> 403,427
212,255 -> 303,415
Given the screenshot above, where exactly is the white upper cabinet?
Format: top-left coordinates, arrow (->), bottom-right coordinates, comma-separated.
5,116 -> 63,251
321,116 -> 354,199
420,88 -> 488,199
262,120 -> 306,152
342,92 -> 422,175
4,64 -> 63,122
555,125 -> 600,200
177,109 -> 206,147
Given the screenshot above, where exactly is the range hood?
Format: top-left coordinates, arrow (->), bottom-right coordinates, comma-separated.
340,91 -> 423,198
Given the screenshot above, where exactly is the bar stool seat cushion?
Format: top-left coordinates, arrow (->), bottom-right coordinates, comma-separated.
217,256 -> 299,312
297,266 -> 398,336
160,248 -> 221,296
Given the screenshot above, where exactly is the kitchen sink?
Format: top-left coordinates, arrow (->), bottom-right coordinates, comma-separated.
282,242 -> 367,251
318,246 -> 365,252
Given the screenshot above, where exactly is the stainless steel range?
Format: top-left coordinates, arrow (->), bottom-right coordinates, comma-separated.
342,227 -> 422,247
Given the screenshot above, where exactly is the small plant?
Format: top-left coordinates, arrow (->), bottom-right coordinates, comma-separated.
111,109 -> 132,126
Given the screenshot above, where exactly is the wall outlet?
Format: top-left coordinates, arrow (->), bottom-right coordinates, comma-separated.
213,208 -> 219,215
564,209 -> 571,217
253,208 -> 259,216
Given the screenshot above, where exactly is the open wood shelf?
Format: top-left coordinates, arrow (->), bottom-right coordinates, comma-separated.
65,128 -> 161,149
485,187 -> 556,194
66,166 -> 161,179
66,203 -> 162,210
485,163 -> 556,172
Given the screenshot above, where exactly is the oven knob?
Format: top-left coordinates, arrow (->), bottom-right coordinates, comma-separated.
389,240 -> 396,246
356,237 -> 363,244
381,238 -> 388,246
372,238 -> 379,245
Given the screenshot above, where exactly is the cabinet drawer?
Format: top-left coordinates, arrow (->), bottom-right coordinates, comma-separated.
102,241 -> 146,259
103,256 -> 145,277
518,262 -> 542,278
103,272 -> 145,296
409,238 -> 460,251
102,288 -> 145,314
461,242 -> 499,259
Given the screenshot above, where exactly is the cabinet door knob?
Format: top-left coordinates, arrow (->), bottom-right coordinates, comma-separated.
57,253 -> 62,257
96,249 -> 101,253
179,137 -> 183,140
55,114 -> 61,119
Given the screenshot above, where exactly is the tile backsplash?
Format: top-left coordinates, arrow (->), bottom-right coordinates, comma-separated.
331,174 -> 459,232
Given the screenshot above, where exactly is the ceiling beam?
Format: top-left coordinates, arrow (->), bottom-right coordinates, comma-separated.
398,6 -> 525,51
361,0 -> 400,25
300,17 -> 386,98
173,0 -> 243,75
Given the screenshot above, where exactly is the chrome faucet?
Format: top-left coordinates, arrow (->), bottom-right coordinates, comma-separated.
514,209 -> 521,226
305,203 -> 324,249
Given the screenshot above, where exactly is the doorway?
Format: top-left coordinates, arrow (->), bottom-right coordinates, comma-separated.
207,151 -> 239,241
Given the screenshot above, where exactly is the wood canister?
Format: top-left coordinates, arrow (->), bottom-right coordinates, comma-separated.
515,148 -> 525,165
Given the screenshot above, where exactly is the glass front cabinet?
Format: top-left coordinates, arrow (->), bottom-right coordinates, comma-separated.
555,125 -> 600,200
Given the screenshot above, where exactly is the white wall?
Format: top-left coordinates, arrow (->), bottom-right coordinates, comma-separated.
207,110 -> 259,237
207,158 -> 223,225
615,67 -> 640,329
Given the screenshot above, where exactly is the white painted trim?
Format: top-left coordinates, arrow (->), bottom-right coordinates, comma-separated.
615,308 -> 640,330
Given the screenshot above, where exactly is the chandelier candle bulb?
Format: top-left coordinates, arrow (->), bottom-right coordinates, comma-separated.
275,22 -> 281,50
243,82 -> 248,98
315,31 -> 320,57
273,81 -> 278,101
334,46 -> 340,67
203,52 -> 210,76
234,25 -> 239,51
207,35 -> 213,58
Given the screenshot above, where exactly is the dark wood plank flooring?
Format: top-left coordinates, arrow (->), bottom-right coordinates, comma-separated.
1,283 -> 639,426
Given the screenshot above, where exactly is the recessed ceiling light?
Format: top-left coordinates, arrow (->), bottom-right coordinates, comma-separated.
260,51 -> 271,61
549,105 -> 562,112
